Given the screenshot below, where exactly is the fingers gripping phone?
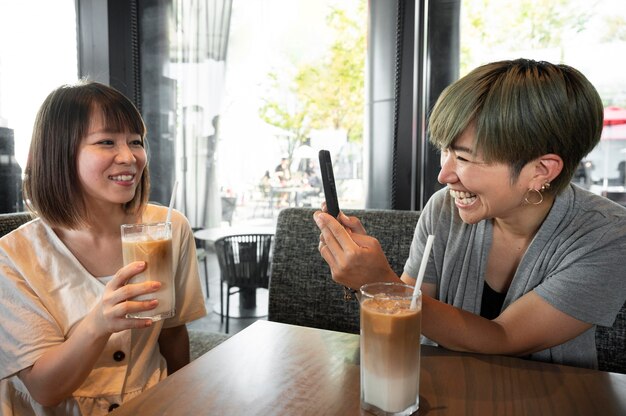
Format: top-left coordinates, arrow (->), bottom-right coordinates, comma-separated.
319,150 -> 340,218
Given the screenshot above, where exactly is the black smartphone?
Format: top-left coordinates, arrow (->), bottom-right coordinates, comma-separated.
319,149 -> 340,218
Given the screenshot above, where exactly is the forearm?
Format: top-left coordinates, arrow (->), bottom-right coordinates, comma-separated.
421,291 -> 594,357
18,313 -> 111,407
158,325 -> 190,374
421,294 -> 511,355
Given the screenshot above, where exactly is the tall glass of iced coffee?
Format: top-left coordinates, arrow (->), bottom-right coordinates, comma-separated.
360,282 -> 421,416
121,222 -> 175,321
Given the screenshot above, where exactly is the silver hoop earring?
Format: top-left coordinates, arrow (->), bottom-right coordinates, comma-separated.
524,188 -> 544,205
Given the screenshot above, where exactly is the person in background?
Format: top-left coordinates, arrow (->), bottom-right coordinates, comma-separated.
272,156 -> 293,207
314,58 -> 626,370
0,81 -> 207,415
274,156 -> 292,185
304,159 -> 322,189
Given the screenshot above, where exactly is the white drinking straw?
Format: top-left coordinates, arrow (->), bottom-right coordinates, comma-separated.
166,180 -> 179,224
411,234 -> 434,309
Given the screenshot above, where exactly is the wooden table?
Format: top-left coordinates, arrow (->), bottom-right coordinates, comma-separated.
114,321 -> 626,415
194,226 -> 275,318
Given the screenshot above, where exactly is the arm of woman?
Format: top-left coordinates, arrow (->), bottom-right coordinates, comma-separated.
420,289 -> 592,356
158,325 -> 190,374
18,262 -> 159,407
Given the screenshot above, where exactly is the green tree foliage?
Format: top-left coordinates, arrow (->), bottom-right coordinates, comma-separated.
258,1 -> 366,159
461,0 -> 593,73
258,71 -> 313,160
601,15 -> 626,42
297,6 -> 366,142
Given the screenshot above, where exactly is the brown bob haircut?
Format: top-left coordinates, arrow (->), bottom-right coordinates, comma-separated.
23,81 -> 150,228
428,58 -> 604,194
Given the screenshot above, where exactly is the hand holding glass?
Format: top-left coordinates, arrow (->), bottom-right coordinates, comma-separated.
121,222 -> 175,321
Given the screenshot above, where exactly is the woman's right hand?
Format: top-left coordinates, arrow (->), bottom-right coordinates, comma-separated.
17,261 -> 162,406
91,261 -> 160,337
314,211 -> 400,290
320,201 -> 367,236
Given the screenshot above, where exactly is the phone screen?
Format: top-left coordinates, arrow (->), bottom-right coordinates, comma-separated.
319,150 -> 340,217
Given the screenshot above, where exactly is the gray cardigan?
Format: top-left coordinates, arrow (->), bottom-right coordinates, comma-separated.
405,184 -> 626,369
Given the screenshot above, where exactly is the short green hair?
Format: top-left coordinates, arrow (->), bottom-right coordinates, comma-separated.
428,58 -> 604,194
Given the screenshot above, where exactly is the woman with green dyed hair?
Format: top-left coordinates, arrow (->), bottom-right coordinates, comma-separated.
315,59 -> 626,370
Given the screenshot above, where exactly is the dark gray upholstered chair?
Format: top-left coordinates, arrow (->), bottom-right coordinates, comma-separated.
187,329 -> 230,361
267,207 -> 626,374
268,207 -> 420,334
597,305 -> 626,373
0,212 -> 33,237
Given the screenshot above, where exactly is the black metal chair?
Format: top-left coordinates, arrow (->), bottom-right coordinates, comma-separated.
214,233 -> 273,333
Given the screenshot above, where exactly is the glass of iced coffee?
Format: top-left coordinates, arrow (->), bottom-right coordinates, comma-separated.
360,282 -> 421,416
121,222 -> 175,321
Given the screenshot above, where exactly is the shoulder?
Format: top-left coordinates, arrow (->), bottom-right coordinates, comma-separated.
0,218 -> 48,254
0,219 -> 59,296
555,185 -> 626,240
570,185 -> 626,219
536,186 -> 626,274
143,204 -> 191,227
422,187 -> 470,231
422,187 -> 451,215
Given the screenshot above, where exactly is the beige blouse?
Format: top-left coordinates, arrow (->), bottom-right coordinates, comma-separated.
0,205 -> 207,415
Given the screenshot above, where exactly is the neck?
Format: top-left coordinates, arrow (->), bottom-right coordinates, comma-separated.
78,202 -> 141,235
493,193 -> 555,240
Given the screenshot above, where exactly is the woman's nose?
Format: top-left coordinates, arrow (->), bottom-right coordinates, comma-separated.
115,144 -> 136,164
437,153 -> 457,185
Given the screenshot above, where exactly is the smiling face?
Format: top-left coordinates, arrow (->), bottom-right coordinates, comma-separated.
76,109 -> 147,211
438,127 -> 536,225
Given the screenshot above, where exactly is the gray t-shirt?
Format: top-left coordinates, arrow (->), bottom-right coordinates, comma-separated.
404,184 -> 626,369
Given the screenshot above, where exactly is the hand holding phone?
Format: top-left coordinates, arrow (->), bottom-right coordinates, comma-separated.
319,150 -> 340,218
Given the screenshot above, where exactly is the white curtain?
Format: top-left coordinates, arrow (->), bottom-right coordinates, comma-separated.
173,0 -> 233,228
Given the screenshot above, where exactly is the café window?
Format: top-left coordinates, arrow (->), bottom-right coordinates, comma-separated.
0,0 -> 78,213
140,0 -> 367,229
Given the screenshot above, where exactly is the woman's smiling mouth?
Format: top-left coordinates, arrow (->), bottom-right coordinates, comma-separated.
109,174 -> 134,182
450,189 -> 477,206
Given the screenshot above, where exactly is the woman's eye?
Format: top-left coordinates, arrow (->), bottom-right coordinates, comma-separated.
98,140 -> 114,145
130,139 -> 144,147
456,156 -> 468,162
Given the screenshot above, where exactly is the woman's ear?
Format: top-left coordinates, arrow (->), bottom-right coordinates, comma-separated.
536,153 -> 564,183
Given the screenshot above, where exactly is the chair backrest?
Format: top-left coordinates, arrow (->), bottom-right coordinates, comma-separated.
268,207 -> 420,334
214,234 -> 273,289
0,212 -> 33,238
596,303 -> 626,374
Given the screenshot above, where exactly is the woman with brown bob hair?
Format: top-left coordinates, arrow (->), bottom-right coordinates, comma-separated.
315,59 -> 626,370
0,81 -> 206,415
24,81 -> 150,228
